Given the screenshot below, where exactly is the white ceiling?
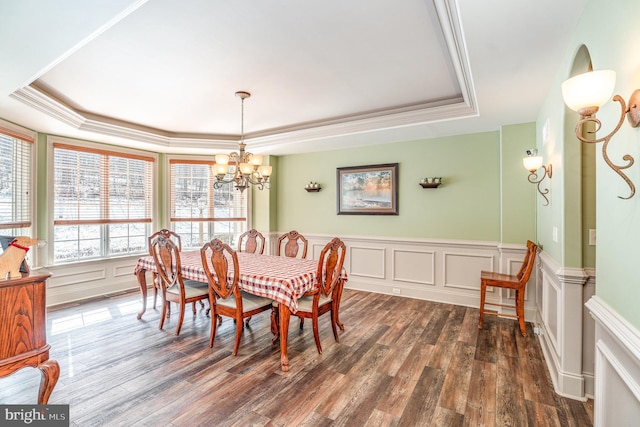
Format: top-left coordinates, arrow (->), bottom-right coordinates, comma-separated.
0,0 -> 586,156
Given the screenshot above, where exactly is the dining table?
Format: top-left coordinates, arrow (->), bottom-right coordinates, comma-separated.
133,250 -> 347,372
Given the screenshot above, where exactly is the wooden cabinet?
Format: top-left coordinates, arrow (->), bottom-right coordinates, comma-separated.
0,272 -> 59,404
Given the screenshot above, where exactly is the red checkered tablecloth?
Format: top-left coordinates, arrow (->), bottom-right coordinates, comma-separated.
134,251 -> 348,314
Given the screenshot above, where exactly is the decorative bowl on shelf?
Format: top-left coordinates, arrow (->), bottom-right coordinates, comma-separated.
419,177 -> 442,188
305,182 -> 321,192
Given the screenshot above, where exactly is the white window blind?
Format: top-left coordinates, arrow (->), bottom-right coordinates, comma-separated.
0,127 -> 33,230
52,142 -> 154,262
169,159 -> 247,248
53,143 -> 154,225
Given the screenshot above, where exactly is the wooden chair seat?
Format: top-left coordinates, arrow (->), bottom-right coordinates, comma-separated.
166,280 -> 209,298
478,240 -> 537,336
296,293 -> 332,312
216,291 -> 273,311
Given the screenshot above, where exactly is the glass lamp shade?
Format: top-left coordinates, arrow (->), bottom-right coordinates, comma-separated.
215,154 -> 230,165
214,163 -> 229,175
523,155 -> 543,172
250,155 -> 263,166
239,163 -> 253,175
561,70 -> 616,113
258,165 -> 272,177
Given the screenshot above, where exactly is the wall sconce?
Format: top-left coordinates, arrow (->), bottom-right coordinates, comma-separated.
561,70 -> 638,199
523,149 -> 552,206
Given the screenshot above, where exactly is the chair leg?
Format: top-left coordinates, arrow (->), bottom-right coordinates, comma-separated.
478,280 -> 486,329
159,300 -> 168,330
191,301 -> 197,315
245,316 -> 253,326
209,309 -> 218,348
516,289 -> 527,336
312,316 -> 322,354
299,317 -> 304,330
270,308 -> 280,344
331,307 -> 339,342
153,285 -> 158,309
232,316 -> 243,356
175,303 -> 185,336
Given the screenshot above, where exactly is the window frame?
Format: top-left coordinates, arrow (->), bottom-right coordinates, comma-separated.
0,119 -> 37,264
166,155 -> 252,250
47,136 -> 158,265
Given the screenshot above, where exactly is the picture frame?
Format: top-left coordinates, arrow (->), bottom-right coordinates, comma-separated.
336,163 -> 398,215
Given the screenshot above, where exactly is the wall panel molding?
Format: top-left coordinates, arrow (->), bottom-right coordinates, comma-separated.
586,296 -> 640,425
535,251 -> 595,401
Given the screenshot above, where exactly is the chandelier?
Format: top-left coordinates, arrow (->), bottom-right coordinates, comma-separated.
213,91 -> 272,192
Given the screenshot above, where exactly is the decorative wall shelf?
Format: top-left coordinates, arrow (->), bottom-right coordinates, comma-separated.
304,182 -> 321,192
419,182 -> 441,188
419,177 -> 443,188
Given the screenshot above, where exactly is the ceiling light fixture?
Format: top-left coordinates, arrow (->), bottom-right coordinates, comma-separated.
562,70 -> 638,199
213,91 -> 272,192
523,149 -> 552,206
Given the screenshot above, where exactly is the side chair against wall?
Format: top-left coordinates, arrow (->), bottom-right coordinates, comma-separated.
148,229 -> 182,310
237,229 -> 266,255
276,230 -> 308,259
271,237 -> 346,354
200,239 -> 273,355
478,240 -> 538,336
149,233 -> 209,336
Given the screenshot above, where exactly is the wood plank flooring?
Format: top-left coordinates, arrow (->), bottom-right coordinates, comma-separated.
0,289 -> 593,426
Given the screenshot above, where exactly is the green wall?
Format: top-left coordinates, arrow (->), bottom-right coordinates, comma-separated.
273,128 -> 534,243
537,0 -> 640,327
501,123 -> 537,244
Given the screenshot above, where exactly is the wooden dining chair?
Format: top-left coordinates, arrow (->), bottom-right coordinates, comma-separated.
478,240 -> 537,336
276,230 -> 308,259
149,233 -> 209,336
200,239 -> 273,355
237,229 -> 266,255
272,237 -> 346,354
148,229 -> 182,310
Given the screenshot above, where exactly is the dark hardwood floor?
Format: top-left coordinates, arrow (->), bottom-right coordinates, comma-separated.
0,288 -> 593,426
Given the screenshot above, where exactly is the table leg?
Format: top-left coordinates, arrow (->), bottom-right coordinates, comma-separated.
37,359 -> 60,404
136,269 -> 148,319
278,303 -> 291,372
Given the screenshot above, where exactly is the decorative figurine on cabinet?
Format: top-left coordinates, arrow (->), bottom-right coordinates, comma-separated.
0,236 -> 38,280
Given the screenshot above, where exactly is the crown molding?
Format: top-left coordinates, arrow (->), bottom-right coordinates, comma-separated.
9,0 -> 477,154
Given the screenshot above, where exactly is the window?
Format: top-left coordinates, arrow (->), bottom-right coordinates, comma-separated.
0,124 -> 34,235
52,142 -> 155,263
169,159 -> 247,249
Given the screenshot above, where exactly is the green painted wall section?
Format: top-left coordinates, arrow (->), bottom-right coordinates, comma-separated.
581,143 -> 596,268
275,131 -> 508,240
537,0 -> 640,328
252,156 -> 277,232
500,123 -> 537,244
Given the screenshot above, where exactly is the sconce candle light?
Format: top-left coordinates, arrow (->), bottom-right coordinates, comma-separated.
562,70 -> 639,199
523,149 -> 552,206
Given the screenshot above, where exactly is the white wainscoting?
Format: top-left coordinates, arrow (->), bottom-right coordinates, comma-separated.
45,234 -> 531,316
585,296 -> 640,426
534,251 -> 594,401
43,256 -> 142,306
271,234 -> 532,315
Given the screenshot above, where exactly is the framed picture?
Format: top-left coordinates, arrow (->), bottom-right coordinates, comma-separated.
337,163 -> 398,215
